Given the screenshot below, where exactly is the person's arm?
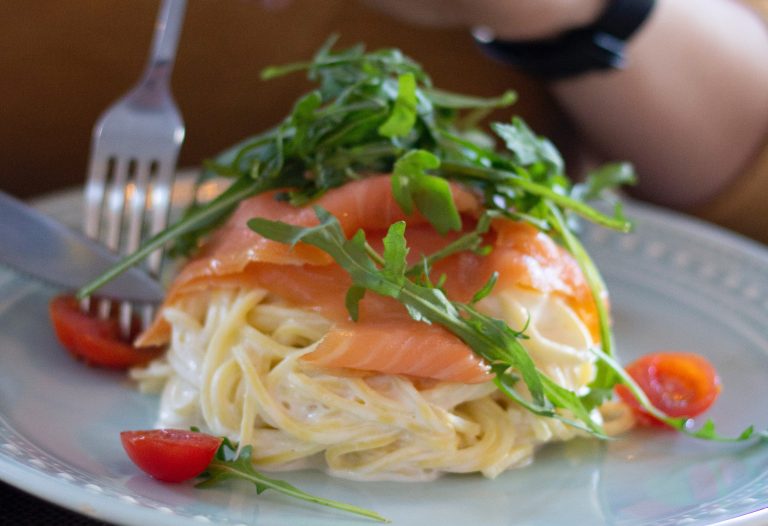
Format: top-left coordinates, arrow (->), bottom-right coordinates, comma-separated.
551,0 -> 768,208
360,0 -> 768,209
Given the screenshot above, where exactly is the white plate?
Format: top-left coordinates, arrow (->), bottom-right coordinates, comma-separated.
2,189 -> 768,526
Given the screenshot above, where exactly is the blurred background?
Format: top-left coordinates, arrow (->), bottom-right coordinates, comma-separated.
0,0 -> 576,199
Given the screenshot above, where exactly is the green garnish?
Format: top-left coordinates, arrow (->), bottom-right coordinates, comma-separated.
591,347 -> 763,441
77,35 -> 626,300
249,209 -> 606,436
78,37 -> 762,444
197,437 -> 388,522
249,208 -> 759,442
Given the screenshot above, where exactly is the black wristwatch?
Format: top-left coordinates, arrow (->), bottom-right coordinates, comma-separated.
473,0 -> 656,80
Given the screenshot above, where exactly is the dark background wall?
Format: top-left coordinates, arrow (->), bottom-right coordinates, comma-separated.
0,0 -> 571,199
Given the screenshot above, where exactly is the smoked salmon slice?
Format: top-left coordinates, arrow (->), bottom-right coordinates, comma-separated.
171,174 -> 481,289
138,175 -> 599,385
304,320 -> 492,384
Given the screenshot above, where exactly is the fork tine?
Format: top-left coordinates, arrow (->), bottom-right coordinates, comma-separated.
81,154 -> 111,314
83,154 -> 110,240
124,159 -> 152,257
96,156 -> 132,323
104,156 -> 130,253
146,158 -> 177,276
118,158 -> 153,336
82,0 -> 186,341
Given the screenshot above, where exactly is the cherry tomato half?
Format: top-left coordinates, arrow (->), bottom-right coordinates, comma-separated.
49,294 -> 163,369
615,351 -> 722,427
120,429 -> 222,483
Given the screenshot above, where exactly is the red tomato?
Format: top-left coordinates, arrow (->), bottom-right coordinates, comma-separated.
49,294 -> 163,369
120,429 -> 222,483
616,351 -> 722,427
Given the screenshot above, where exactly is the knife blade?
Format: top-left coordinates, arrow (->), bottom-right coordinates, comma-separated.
0,190 -> 164,303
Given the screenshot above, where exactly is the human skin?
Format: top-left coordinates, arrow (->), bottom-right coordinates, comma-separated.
358,0 -> 768,209
550,0 -> 768,208
359,0 -> 607,40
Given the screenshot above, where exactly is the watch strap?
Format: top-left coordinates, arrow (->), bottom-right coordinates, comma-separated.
474,0 -> 656,80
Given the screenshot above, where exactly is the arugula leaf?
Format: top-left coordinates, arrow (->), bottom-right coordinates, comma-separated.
75,40 -> 765,445
248,208 -> 766,443
77,176 -> 267,299
492,118 -> 564,175
78,40 -> 631,297
470,272 -> 498,305
437,160 -> 631,232
405,211 -> 493,279
248,208 -> 609,433
422,88 -> 517,110
378,72 -> 418,138
573,162 -> 637,201
391,150 -> 461,234
345,285 -> 366,322
410,172 -> 462,235
381,221 -> 409,283
197,439 -> 388,522
420,88 -> 516,131
569,162 -> 636,232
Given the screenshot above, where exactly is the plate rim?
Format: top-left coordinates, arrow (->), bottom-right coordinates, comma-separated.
2,187 -> 768,526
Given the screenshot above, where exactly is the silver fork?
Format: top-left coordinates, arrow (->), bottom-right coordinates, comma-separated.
83,0 -> 187,336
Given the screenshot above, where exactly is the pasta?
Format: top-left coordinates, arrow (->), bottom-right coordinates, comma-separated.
132,283 -> 607,481
118,41 -> 649,485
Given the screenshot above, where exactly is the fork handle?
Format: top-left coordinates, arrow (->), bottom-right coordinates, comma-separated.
148,0 -> 187,70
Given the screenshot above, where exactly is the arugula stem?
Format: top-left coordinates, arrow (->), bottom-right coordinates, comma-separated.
404,229 -> 483,277
364,241 -> 386,266
77,177 -> 266,300
261,61 -> 316,80
315,100 -> 388,119
590,346 -> 760,442
78,41 -> 761,444
206,459 -> 389,522
232,135 -> 278,170
439,161 -> 632,232
249,212 -> 609,434
317,109 -> 389,149
547,205 -> 616,389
